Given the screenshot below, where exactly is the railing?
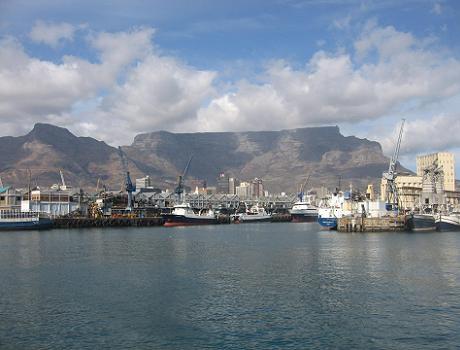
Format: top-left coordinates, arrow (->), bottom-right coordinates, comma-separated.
0,210 -> 45,220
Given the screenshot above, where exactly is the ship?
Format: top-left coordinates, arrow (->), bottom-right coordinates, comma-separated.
163,203 -> 218,227
435,212 -> 460,231
0,210 -> 53,230
317,190 -> 352,229
289,192 -> 318,223
235,203 -> 272,223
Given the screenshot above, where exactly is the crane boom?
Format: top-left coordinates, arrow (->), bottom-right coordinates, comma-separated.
384,119 -> 405,211
175,156 -> 193,203
118,147 -> 136,211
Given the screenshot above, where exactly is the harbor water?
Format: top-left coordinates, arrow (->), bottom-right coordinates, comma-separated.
1,223 -> 459,349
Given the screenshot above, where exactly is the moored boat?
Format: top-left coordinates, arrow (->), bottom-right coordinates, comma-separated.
290,201 -> 318,223
0,210 -> 53,230
317,191 -> 350,230
436,212 -> 460,231
407,213 -> 436,232
235,204 -> 272,223
163,203 -> 217,227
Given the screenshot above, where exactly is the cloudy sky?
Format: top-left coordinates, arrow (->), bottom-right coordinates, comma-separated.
1,0 -> 459,173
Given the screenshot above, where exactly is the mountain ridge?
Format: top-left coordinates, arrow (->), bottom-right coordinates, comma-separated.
0,123 -> 399,193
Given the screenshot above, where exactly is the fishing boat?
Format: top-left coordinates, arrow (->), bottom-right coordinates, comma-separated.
235,203 -> 272,223
0,210 -> 53,230
435,212 -> 460,231
163,203 -> 217,227
407,213 -> 436,232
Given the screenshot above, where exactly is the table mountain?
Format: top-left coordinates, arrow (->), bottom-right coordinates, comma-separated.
0,123 -> 400,193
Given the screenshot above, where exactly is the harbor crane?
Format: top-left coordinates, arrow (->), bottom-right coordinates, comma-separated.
117,146 -> 136,211
383,119 -> 405,212
175,156 -> 193,203
59,170 -> 68,190
298,173 -> 311,202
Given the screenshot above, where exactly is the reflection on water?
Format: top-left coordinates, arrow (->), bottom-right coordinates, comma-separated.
1,224 -> 459,349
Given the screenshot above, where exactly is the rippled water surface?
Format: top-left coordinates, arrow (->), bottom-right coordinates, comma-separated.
1,223 -> 460,349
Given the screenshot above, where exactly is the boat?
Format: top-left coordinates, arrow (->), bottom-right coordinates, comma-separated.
317,191 -> 351,230
407,213 -> 436,232
435,212 -> 460,231
290,201 -> 318,222
163,203 -> 218,227
235,203 -> 272,223
0,210 -> 53,230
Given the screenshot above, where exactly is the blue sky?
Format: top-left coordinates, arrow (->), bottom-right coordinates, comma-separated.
1,0 -> 460,173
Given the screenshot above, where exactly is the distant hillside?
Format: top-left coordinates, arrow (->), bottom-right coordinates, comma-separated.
0,123 -> 402,193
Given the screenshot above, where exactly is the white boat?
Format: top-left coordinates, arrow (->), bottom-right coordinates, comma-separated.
290,201 -> 318,222
0,210 -> 53,230
436,212 -> 460,231
163,203 -> 217,227
235,204 -> 272,223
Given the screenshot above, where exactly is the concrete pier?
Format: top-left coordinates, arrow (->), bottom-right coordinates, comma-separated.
338,215 -> 407,232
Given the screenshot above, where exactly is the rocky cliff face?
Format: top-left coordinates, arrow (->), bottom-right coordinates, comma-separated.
0,123 -> 396,193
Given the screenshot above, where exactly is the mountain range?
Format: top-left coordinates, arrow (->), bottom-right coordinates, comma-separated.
0,123 -> 400,193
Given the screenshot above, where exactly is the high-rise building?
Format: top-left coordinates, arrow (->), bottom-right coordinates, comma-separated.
228,177 -> 237,195
251,178 -> 264,198
416,152 -> 455,191
236,182 -> 252,198
216,173 -> 229,194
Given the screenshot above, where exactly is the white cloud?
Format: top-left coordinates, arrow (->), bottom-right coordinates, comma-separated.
1,22 -> 460,157
432,2 -> 442,15
0,28 -> 158,138
29,20 -> 78,47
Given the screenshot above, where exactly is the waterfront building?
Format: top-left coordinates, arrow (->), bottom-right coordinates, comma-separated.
0,186 -> 22,210
417,152 -> 455,191
380,175 -> 423,210
21,188 -> 80,216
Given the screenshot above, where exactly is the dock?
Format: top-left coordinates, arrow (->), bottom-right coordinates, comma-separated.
337,215 -> 407,232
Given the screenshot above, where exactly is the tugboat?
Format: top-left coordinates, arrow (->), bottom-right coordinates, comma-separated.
163,203 -> 218,227
0,210 -> 52,230
235,203 -> 272,223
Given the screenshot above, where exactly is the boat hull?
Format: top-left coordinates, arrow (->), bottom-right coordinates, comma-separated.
236,215 -> 272,223
318,217 -> 338,229
163,214 -> 218,227
407,214 -> 436,232
0,218 -> 53,231
436,215 -> 460,231
291,213 -> 318,223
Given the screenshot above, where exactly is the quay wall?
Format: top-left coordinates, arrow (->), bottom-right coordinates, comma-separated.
338,216 -> 408,232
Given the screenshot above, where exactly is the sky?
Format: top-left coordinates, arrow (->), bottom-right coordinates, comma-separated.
1,0 -> 460,174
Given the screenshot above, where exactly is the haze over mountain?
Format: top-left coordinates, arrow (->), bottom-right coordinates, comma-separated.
0,123 -> 402,193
